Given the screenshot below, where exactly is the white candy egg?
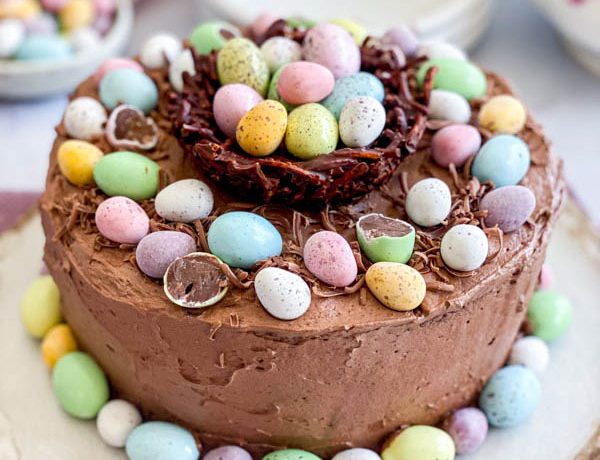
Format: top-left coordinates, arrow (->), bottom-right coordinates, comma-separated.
0,19 -> 25,58
417,41 -> 467,60
155,179 -> 214,223
405,178 -> 452,227
96,399 -> 142,448
260,36 -> 302,73
440,224 -> 488,271
509,336 -> 550,375
339,96 -> 386,148
428,89 -> 471,124
332,448 -> 382,460
255,267 -> 311,320
169,49 -> 196,93
63,96 -> 108,140
70,27 -> 101,52
139,33 -> 181,69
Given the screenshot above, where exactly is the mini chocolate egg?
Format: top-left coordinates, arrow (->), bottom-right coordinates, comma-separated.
154,178 -> 214,223
332,448 -> 381,460
417,58 -> 486,101
93,151 -> 160,201
217,37 -> 270,97
539,263 -> 554,289
478,94 -> 527,134
356,213 -> 415,263
480,185 -> 536,232
382,426 -> 455,460
471,135 -> 530,187
260,36 -> 302,73
382,25 -> 419,56
479,365 -> 541,428
20,275 -> 62,339
267,65 -> 296,112
93,57 -> 143,85
527,290 -> 573,341
99,68 -> 159,114
442,407 -> 488,455
15,34 -> 72,60
236,100 -> 288,157
69,26 -> 101,52
96,399 -> 142,448
63,96 -> 107,140
250,12 -> 279,41
366,262 -> 426,311
205,446 -> 252,460
164,252 -> 229,308
277,61 -> 335,105
208,212 -> 283,269
440,224 -> 488,272
263,449 -> 321,460
329,18 -> 367,45
105,104 -> 159,150
95,196 -> 149,244
93,0 -> 116,15
59,0 -> 95,31
41,0 -> 68,12
255,267 -> 311,320
41,323 -> 77,368
302,23 -> 361,79
139,32 -> 181,69
321,72 -> 385,120
57,139 -> 104,186
214,83 -> 263,138
339,96 -> 386,147
405,178 -> 452,227
0,19 -> 25,58
431,124 -> 481,168
126,422 -> 199,460
136,231 -> 197,278
428,89 -> 471,124
285,103 -> 338,160
286,17 -> 317,30
508,336 -> 550,375
189,21 -> 241,55
303,231 -> 357,287
169,49 -> 197,93
417,41 -> 466,60
24,12 -> 58,35
0,0 -> 40,19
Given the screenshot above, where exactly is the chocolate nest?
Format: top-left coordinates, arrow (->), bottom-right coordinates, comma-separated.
167,30 -> 436,204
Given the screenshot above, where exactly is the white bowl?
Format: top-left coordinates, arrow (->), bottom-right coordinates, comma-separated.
0,0 -> 133,100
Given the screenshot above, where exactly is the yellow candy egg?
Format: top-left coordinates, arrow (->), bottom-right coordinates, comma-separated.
365,262 -> 426,311
329,18 -> 368,45
57,140 -> 104,186
41,324 -> 78,368
59,0 -> 94,30
382,426 -> 455,460
20,275 -> 62,339
236,100 -> 287,157
478,94 -> 527,134
0,0 -> 40,19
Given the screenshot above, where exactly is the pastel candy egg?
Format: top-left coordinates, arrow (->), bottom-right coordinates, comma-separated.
169,49 -> 197,93
250,12 -> 279,40
15,34 -> 71,60
69,26 -> 101,52
527,289 -> 573,341
263,449 -> 321,460
405,178 -> 452,227
440,224 -> 488,272
417,41 -> 466,60
329,18 -> 368,45
105,105 -> 159,150
260,36 -> 302,73
508,336 -> 550,374
366,262 -> 426,311
52,351 -> 109,419
0,0 -> 40,19
125,422 -> 199,460
428,89 -> 471,124
339,96 -> 386,148
303,231 -> 357,287
332,448 -> 381,460
302,23 -> 361,79
214,83 -> 263,139
93,151 -> 160,201
93,58 -> 144,85
59,0 -> 95,31
99,68 -> 158,114
92,11 -> 112,34
0,19 -> 25,58
205,446 -> 252,460
480,185 -> 536,232
93,0 -> 116,15
207,212 -> 283,269
321,72 -> 385,120
479,365 -> 541,428
236,100 -> 288,157
57,140 -> 104,186
277,61 -> 335,105
471,135 -> 530,187
431,124 -> 481,168
382,426 -> 455,460
139,33 -> 181,69
478,95 -> 526,134
443,407 -> 488,455
41,0 -> 68,12
97,399 -> 142,448
255,267 -> 311,320
417,58 -> 486,101
285,103 -> 339,160
41,324 -> 78,368
136,231 -> 197,278
63,97 -> 108,140
286,17 -> 317,30
356,213 -> 415,264
267,65 -> 296,112
95,196 -> 149,244
539,263 -> 554,289
24,12 -> 58,35
189,21 -> 241,55
382,25 -> 419,56
155,179 -> 214,223
20,275 -> 62,339
217,37 -> 270,96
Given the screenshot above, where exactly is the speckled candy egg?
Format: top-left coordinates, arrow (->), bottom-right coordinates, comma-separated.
63,96 -> 107,140
15,34 -> 72,60
428,89 -> 471,124
100,68 -> 158,114
126,422 -> 199,460
443,407 -> 488,455
263,449 -> 321,460
207,212 -> 283,269
95,196 -> 149,244
268,65 -> 296,112
480,185 -> 536,232
136,231 -> 197,278
382,426 -> 455,460
382,25 -> 419,56
303,231 -> 357,287
321,71 -> 385,120
57,139 -> 104,186
339,96 -> 386,148
0,19 -> 25,58
204,446 -> 253,460
302,23 -> 361,79
189,21 -> 241,55
97,399 -> 142,448
366,262 -> 426,311
405,178 -> 452,227
332,448 -> 381,460
255,267 -> 311,320
417,41 -> 466,60
478,95 -> 527,134
236,100 -> 288,157
527,289 -> 573,341
285,103 -> 339,160
139,33 -> 181,69
329,18 -> 368,46
417,58 -> 486,101
479,365 -> 541,428
217,37 -> 270,97
155,178 -> 214,223
277,61 -> 335,105
213,83 -> 263,139
440,224 -> 488,272
93,58 -> 144,85
471,135 -> 531,187
261,36 -> 302,73
508,336 -> 550,375
431,124 -> 481,168
105,105 -> 159,150
169,49 -> 197,93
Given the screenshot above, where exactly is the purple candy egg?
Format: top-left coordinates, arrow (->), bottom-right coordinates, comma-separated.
24,13 -> 58,35
136,231 -> 197,278
303,231 -> 358,287
443,407 -> 488,454
431,124 -> 481,168
480,185 -> 536,233
382,25 -> 419,56
302,23 -> 361,79
203,445 -> 253,460
93,12 -> 114,35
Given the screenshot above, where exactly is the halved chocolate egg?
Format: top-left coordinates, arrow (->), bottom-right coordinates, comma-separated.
356,213 -> 415,264
105,104 -> 159,150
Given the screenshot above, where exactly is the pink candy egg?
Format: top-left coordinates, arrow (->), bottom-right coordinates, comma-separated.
431,124 -> 481,168
94,58 -> 143,85
213,83 -> 263,139
95,196 -> 149,244
93,12 -> 113,35
303,231 -> 357,287
41,0 -> 69,12
277,61 -> 335,105
303,23 -> 361,79
93,0 -> 116,15
250,12 -> 279,41
539,263 -> 554,289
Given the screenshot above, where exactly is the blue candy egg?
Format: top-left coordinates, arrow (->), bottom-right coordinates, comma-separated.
207,211 -> 283,269
99,68 -> 158,114
15,35 -> 72,61
479,365 -> 541,428
125,421 -> 199,460
321,71 -> 385,119
471,135 -> 530,187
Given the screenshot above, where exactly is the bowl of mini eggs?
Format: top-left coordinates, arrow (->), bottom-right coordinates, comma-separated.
0,0 -> 133,99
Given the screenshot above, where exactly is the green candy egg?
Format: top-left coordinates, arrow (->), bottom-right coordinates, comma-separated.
217,38 -> 270,97
356,214 -> 415,263
262,449 -> 321,460
268,65 -> 296,112
52,352 -> 109,419
189,21 -> 241,55
93,151 -> 160,202
382,426 -> 455,460
285,103 -> 338,160
286,17 -> 316,30
417,58 -> 487,101
527,289 -> 573,341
